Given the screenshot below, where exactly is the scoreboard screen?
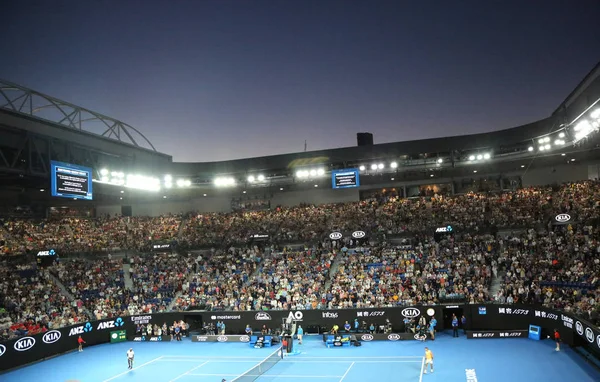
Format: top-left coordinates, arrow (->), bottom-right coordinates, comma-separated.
50,161 -> 93,200
332,169 -> 360,189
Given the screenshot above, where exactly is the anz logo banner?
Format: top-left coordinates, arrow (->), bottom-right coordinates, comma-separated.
69,322 -> 94,336
97,317 -> 125,330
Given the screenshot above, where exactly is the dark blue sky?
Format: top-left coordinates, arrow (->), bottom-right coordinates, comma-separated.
1,1 -> 599,162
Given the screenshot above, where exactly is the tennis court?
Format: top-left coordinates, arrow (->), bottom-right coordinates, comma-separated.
1,332 -> 599,382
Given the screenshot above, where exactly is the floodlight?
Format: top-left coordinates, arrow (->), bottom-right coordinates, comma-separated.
309,169 -> 317,177
359,165 -> 366,171
483,153 -> 490,160
371,164 -> 377,170
476,155 -> 483,160
544,144 -> 551,150
317,168 -> 325,176
100,169 -> 109,176
590,108 -> 600,119
538,138 -> 545,144
164,175 -> 172,182
539,146 -> 545,151
468,155 -> 475,161
528,146 -> 534,152
436,158 -> 443,164
391,161 -> 398,168
248,175 -> 255,182
257,174 -> 265,181
377,163 -> 384,170
558,132 -> 565,138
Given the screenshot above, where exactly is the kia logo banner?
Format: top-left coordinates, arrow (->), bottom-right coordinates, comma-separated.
14,337 -> 35,352
240,335 -> 250,343
217,336 -> 228,342
361,334 -> 374,341
586,328 -> 594,343
401,308 -> 420,318
255,312 -> 272,321
42,330 -> 61,344
352,231 -> 366,239
387,334 -> 401,341
0,344 -> 5,357
329,232 -> 343,240
554,214 -> 571,223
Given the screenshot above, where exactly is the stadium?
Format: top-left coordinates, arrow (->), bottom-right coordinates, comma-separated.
1,60 -> 600,382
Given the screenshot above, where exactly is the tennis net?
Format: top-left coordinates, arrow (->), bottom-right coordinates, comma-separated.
231,346 -> 284,382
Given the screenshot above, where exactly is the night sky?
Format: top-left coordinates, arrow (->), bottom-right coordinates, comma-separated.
1,1 -> 599,162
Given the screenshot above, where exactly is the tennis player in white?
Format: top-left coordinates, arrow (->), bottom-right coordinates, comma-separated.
127,348 -> 135,369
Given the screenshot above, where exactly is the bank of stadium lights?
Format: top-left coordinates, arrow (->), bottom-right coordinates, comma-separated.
468,153 -> 491,162
214,177 -> 236,187
247,174 -> 266,183
296,168 -> 325,179
96,169 -> 191,191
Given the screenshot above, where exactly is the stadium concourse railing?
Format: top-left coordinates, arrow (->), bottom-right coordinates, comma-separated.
1,304 -> 600,373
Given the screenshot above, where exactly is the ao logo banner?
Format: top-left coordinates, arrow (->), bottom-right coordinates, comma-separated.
288,311 -> 303,321
586,328 -> 594,344
401,308 -> 420,318
42,330 -> 61,344
14,337 -> 35,352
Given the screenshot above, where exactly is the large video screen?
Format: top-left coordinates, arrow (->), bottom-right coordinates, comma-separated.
332,168 -> 360,189
50,161 -> 93,200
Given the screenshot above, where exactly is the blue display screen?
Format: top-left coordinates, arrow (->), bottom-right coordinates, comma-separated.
50,161 -> 93,200
332,169 -> 360,189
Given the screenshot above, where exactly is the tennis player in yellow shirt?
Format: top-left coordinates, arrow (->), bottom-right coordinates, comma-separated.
423,347 -> 434,374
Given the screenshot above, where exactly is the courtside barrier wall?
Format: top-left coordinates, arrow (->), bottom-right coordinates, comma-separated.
201,306 -> 444,334
0,313 -> 183,373
1,305 -> 599,372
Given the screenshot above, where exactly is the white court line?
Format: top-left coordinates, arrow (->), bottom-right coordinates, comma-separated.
168,361 -> 210,382
279,361 -> 422,363
155,359 -> 259,363
419,356 -> 425,382
189,374 -> 343,378
339,361 -> 355,382
161,355 -> 422,359
102,356 -> 164,382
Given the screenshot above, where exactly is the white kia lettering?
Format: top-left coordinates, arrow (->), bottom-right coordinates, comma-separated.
240,335 -> 250,342
388,334 -> 401,341
554,214 -> 571,223
352,231 -> 366,239
217,336 -> 228,342
0,344 -> 5,357
42,330 -> 61,344
329,232 -> 343,240
401,308 -> 421,318
361,334 -> 373,341
14,337 -> 36,351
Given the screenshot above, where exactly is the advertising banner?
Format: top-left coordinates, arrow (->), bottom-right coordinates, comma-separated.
203,306 -> 443,335
110,330 -> 127,343
191,335 -> 251,343
466,330 -> 528,339
130,335 -> 170,342
0,312 -> 183,372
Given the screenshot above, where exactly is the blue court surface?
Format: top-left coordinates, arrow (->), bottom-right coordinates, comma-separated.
1,331 -> 599,382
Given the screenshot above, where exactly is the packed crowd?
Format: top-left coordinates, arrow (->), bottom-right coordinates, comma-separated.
1,180 -> 599,340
